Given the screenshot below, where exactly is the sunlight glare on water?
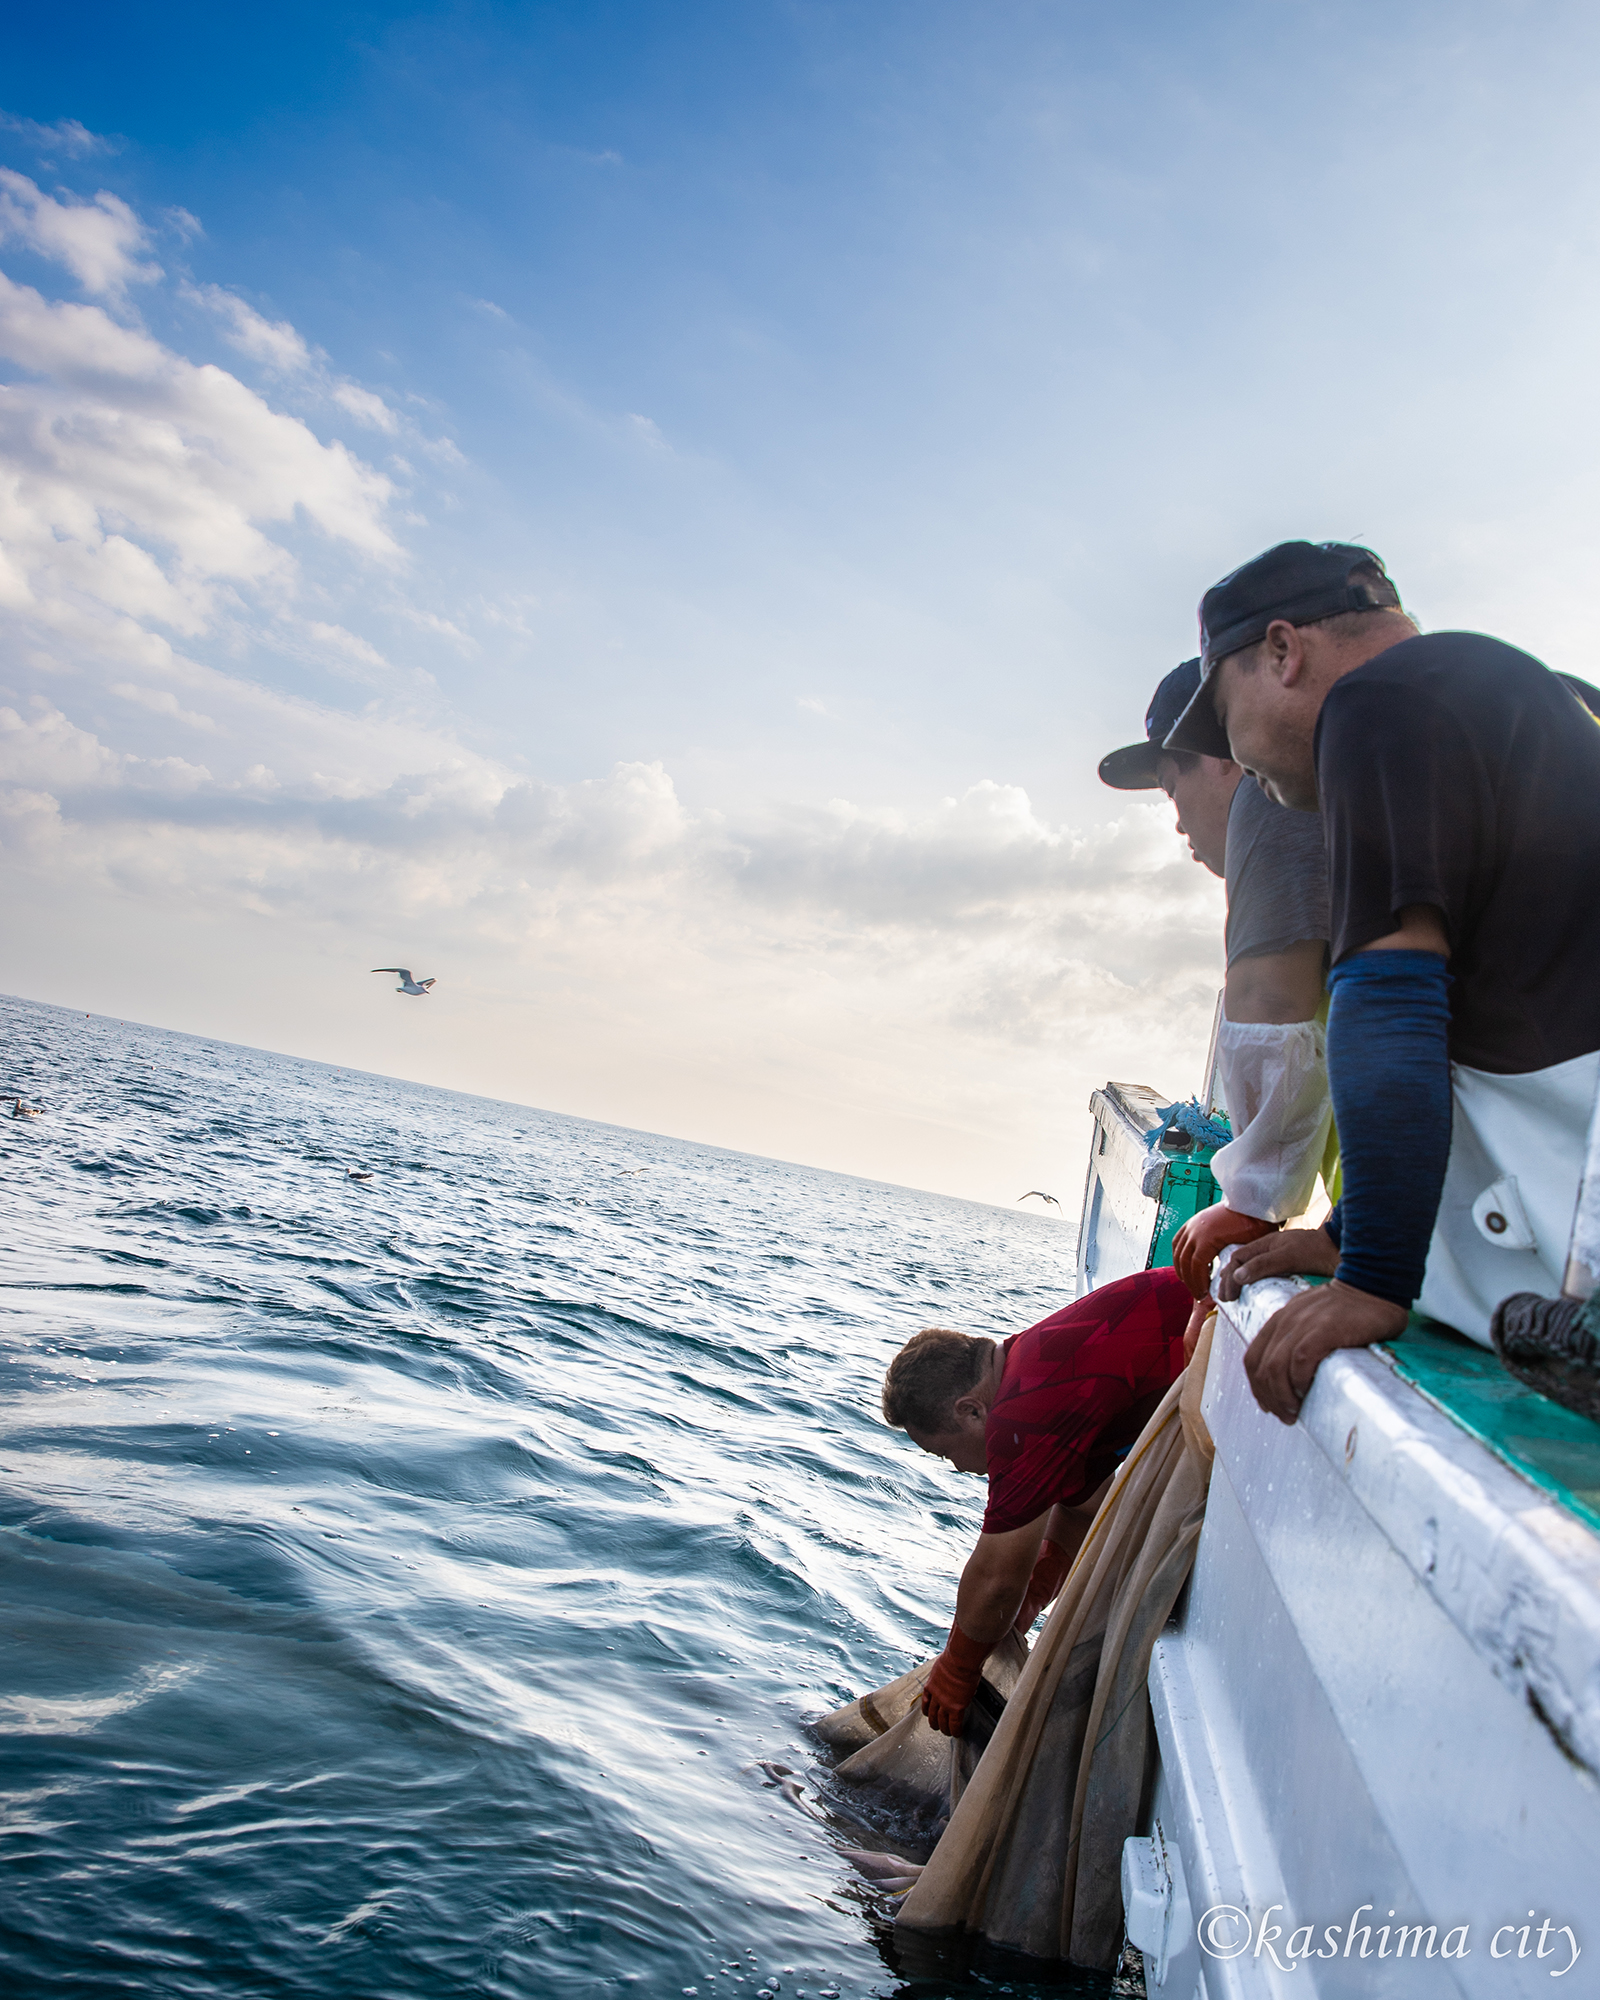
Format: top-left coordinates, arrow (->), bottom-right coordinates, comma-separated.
0,993 -> 1097,1999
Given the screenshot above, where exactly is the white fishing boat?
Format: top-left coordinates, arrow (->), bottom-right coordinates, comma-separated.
1077,1071 -> 1600,1996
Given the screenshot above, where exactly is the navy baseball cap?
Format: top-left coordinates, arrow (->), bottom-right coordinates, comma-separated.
1098,660 -> 1204,790
1164,541 -> 1401,759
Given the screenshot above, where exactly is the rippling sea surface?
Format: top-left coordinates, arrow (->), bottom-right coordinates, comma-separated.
1,992 -> 1096,2000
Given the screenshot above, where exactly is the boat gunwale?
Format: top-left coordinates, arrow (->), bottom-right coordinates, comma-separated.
1210,1276 -> 1600,1781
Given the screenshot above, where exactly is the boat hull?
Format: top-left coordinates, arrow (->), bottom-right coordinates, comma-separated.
1127,1281 -> 1600,1996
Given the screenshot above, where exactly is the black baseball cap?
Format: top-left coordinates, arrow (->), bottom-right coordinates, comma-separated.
1560,671 -> 1600,720
1164,541 -> 1401,759
1098,660 -> 1203,790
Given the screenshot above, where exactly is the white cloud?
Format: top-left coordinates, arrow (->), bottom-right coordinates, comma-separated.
190,283 -> 311,372
307,620 -> 389,664
110,682 -> 221,733
332,382 -> 398,432
0,265 -> 398,650
401,606 -> 473,648
0,699 -> 118,790
187,283 -> 398,439
0,114 -> 115,160
304,621 -> 400,688
0,686 -> 1221,1056
0,168 -> 157,295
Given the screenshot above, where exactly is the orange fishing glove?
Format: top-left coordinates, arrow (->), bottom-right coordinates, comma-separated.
921,1621 -> 994,1737
1012,1536 -> 1073,1635
1171,1204 -> 1279,1298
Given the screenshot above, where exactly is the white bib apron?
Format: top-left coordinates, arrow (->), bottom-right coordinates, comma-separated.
1418,1048 -> 1600,1347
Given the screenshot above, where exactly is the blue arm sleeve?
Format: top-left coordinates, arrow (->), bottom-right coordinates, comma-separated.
1324,951 -> 1453,1309
1324,1202 -> 1342,1249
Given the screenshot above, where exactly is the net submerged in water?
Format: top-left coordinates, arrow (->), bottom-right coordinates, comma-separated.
814,1630 -> 1030,1837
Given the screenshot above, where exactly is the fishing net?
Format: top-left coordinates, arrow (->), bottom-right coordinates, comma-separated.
821,1317 -> 1217,1971
814,1631 -> 1030,1836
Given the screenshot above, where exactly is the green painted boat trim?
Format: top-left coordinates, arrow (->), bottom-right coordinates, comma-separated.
1147,1153 -> 1221,1272
1383,1315 -> 1600,1537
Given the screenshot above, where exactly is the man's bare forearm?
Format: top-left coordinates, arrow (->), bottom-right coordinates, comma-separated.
1223,936 -> 1326,1025
952,1515 -> 1048,1644
951,1487 -> 1113,1643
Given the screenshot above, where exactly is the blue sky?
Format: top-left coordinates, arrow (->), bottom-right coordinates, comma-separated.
4,2 -> 1600,1200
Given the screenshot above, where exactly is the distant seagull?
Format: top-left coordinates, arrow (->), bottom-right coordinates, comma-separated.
1018,1190 -> 1060,1207
371,968 -> 436,996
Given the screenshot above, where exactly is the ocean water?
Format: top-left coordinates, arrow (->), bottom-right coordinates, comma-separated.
0,992 -> 1098,2000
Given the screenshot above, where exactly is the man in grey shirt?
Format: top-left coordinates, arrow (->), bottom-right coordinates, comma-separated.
1100,661 -> 1334,1296
1223,769 -> 1330,968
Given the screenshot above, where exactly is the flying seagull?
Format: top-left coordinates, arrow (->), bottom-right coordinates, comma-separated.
371,968 -> 436,996
1018,1190 -> 1060,1207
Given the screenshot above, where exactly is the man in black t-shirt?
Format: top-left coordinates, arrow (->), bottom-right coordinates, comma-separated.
1166,541 -> 1600,1422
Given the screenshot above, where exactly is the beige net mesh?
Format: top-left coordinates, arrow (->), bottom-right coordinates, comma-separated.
815,1631 -> 1030,1827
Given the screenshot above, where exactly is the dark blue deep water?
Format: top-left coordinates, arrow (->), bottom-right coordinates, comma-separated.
0,993 -> 1089,2000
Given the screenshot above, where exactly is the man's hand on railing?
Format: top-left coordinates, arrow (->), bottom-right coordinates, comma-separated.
1214,1226 -> 1340,1300
1241,1280 -> 1408,1424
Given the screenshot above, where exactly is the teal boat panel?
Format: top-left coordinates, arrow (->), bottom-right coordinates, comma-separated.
1147,1153 -> 1221,1272
1384,1315 -> 1600,1537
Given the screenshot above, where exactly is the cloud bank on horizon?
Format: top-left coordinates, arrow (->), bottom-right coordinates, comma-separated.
4,0 -> 1600,1202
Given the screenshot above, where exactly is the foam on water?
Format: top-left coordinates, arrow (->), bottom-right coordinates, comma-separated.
0,993 -> 1107,1998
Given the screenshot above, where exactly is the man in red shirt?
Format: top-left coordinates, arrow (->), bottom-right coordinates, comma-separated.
881,1266 -> 1192,1735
